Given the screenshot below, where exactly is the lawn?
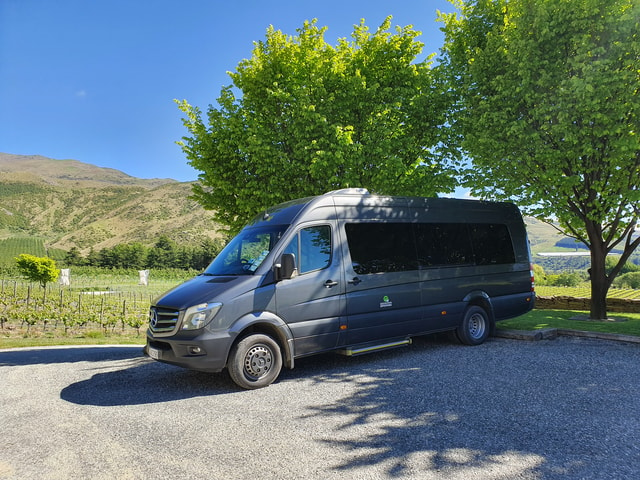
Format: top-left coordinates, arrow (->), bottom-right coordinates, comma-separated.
497,309 -> 640,337
0,331 -> 145,349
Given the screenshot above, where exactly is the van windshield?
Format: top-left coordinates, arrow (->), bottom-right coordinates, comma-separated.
203,225 -> 288,276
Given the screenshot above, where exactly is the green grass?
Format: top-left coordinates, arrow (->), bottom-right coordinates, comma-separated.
0,332 -> 145,349
497,309 -> 640,337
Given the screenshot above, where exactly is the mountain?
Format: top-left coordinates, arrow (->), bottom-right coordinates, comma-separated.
0,153 -> 174,188
0,153 -> 224,254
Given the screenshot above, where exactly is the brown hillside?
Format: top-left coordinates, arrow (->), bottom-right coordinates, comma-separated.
0,153 -> 174,187
0,153 -> 224,254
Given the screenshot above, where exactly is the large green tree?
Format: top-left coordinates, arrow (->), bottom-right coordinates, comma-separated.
178,17 -> 457,233
439,0 -> 640,319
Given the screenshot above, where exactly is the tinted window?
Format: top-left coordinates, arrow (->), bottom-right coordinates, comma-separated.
285,225 -> 331,274
345,222 -> 516,272
345,223 -> 417,274
470,223 -> 515,265
414,223 -> 474,267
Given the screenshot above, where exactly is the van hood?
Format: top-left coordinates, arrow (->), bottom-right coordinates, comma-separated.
153,275 -> 248,310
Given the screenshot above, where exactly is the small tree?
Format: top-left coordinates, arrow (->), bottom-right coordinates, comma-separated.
15,254 -> 59,288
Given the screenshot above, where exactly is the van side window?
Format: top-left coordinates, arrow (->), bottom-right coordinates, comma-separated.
414,223 -> 474,267
470,223 -> 516,265
346,222 -> 516,272
284,225 -> 332,274
345,223 -> 417,274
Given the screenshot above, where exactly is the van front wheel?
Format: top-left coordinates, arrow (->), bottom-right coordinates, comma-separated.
456,306 -> 491,346
228,334 -> 283,389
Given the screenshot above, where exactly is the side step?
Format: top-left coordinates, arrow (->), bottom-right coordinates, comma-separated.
337,338 -> 412,357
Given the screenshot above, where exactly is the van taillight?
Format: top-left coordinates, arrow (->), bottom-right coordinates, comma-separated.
530,263 -> 535,292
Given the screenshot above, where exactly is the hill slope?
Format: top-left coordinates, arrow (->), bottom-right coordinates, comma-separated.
0,153 -> 223,255
0,153 -> 174,187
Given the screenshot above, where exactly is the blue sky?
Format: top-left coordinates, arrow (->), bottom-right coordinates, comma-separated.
1,0 -> 455,182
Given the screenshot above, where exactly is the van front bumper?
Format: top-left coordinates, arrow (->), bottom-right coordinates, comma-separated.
146,329 -> 235,373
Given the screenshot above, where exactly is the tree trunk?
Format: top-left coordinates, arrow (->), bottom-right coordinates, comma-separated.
589,243 -> 609,320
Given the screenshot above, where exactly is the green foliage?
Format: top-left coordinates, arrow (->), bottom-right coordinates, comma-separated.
439,0 -> 640,318
64,266 -> 199,282
615,272 -> 640,290
178,17 -> 457,233
546,272 -> 583,288
62,237 -> 226,271
534,256 -> 591,275
0,182 -> 50,196
533,264 -> 584,287
607,256 -> 640,275
440,0 -> 640,226
15,254 -> 59,287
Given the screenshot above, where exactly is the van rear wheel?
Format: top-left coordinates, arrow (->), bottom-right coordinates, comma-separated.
228,334 -> 283,389
456,306 -> 491,345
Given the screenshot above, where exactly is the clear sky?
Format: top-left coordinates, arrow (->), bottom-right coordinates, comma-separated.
1,0 -> 455,182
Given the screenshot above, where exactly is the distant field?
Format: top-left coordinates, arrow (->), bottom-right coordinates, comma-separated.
0,237 -> 47,267
536,285 -> 640,300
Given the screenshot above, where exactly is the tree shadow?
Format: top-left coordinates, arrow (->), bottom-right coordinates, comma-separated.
0,345 -> 146,366
291,336 -> 640,479
9,337 -> 639,479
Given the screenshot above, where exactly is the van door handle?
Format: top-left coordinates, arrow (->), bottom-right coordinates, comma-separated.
348,277 -> 361,285
324,280 -> 338,288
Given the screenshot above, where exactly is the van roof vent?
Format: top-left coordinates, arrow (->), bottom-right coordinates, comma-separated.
325,188 -> 370,196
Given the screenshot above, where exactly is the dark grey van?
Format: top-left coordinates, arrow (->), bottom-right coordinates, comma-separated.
146,189 -> 535,389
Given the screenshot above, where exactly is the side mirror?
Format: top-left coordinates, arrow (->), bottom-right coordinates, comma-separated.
276,253 -> 297,281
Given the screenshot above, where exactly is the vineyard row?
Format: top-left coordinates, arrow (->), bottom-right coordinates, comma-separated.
0,280 -> 155,334
536,285 -> 640,300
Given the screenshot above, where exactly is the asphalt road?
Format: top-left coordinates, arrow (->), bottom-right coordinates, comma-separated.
1,335 -> 639,480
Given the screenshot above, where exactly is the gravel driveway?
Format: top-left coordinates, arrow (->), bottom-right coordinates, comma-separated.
1,335 -> 639,480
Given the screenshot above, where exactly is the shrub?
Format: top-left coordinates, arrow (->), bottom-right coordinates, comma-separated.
15,254 -> 59,288
546,272 -> 582,287
616,272 -> 640,289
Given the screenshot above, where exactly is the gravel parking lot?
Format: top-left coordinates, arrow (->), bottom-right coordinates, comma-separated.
1,335 -> 639,480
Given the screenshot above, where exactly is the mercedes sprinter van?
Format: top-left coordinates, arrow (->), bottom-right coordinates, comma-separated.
146,189 -> 535,389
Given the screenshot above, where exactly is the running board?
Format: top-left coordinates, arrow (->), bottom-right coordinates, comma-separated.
337,339 -> 412,357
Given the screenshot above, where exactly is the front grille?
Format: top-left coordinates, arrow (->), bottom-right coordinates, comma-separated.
149,306 -> 180,333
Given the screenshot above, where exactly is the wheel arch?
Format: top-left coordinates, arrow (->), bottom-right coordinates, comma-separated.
228,312 -> 295,369
463,291 -> 496,330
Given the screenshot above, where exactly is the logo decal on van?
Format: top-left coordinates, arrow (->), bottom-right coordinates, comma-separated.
380,296 -> 393,308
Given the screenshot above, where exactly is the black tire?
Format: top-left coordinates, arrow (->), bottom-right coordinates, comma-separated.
228,334 -> 283,389
455,306 -> 491,346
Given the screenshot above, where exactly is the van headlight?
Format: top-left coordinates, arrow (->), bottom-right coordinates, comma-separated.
181,302 -> 222,330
